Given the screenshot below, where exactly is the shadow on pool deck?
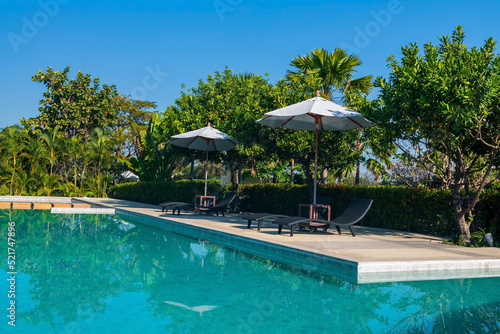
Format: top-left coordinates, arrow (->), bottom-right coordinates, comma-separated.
4,196 -> 500,284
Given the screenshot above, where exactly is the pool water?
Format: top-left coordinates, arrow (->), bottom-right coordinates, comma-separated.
1,209 -> 500,333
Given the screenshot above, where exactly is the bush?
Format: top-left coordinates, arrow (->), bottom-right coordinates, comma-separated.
109,180 -> 499,240
109,179 -> 223,205
238,183 -> 457,237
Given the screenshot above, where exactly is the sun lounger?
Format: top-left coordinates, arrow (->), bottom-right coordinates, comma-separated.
241,213 -> 289,230
272,198 -> 373,237
160,193 -> 238,216
196,192 -> 237,217
159,201 -> 191,213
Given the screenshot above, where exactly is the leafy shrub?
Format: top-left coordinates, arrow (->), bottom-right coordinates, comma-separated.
109,179 -> 222,204
109,181 -> 499,240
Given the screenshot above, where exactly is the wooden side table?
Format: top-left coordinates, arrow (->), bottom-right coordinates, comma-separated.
195,195 -> 216,208
298,203 -> 331,221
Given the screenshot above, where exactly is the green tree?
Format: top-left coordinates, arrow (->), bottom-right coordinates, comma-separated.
87,128 -> 117,197
286,48 -> 376,185
162,69 -> 276,188
21,67 -> 120,138
374,27 -> 500,243
286,47 -> 373,102
39,126 -> 64,175
131,113 -> 180,182
112,95 -> 156,158
259,79 -> 364,200
0,125 -> 26,195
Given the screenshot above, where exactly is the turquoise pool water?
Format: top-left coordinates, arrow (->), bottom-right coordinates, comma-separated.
1,209 -> 500,333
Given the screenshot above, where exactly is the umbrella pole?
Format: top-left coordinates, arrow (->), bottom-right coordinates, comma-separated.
204,143 -> 209,196
313,123 -> 318,205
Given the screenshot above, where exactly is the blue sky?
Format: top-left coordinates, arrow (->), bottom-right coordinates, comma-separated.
1,0 -> 499,129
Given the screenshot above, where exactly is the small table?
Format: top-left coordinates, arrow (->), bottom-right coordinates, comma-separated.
298,203 -> 331,221
195,195 -> 216,208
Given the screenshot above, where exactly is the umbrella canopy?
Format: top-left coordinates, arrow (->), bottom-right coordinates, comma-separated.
121,171 -> 139,179
257,91 -> 372,204
169,123 -> 238,195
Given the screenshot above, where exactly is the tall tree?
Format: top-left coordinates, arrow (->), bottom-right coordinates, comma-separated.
21,67 -> 120,138
0,125 -> 26,195
131,113 -> 180,182
112,95 -> 156,158
286,47 -> 373,102
87,128 -> 117,197
162,68 -> 275,188
374,27 -> 500,243
286,48 -> 375,184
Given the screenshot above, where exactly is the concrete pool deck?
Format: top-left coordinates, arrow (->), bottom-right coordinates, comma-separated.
76,197 -> 500,284
3,196 -> 500,284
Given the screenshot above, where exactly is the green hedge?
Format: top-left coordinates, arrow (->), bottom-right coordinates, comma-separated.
238,183 -> 456,237
109,180 -> 499,239
109,179 -> 224,204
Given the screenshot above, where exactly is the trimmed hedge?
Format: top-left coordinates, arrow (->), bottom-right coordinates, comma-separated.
109,181 -> 499,239
238,183 -> 456,237
109,179 -> 224,204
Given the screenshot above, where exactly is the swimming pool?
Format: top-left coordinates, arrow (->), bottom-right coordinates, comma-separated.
2,209 -> 500,333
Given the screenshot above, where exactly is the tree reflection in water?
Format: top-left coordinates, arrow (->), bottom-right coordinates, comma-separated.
0,209 -> 499,333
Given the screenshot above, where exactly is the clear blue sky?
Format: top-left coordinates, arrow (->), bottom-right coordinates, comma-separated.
1,0 -> 499,129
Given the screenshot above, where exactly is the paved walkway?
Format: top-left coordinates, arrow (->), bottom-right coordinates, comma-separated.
3,196 -> 500,283
74,197 -> 500,284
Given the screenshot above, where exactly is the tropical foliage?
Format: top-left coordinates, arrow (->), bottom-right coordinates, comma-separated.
1,30 -> 499,243
21,67 -> 120,139
373,26 -> 500,243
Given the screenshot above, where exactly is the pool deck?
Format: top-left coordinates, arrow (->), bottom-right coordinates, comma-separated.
3,196 -> 500,284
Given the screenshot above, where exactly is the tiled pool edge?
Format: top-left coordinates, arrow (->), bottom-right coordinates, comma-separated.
5,196 -> 499,284
117,209 -> 500,284
117,209 -> 361,283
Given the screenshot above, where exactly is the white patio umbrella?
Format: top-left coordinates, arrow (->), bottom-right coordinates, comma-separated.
256,91 -> 372,204
169,123 -> 238,195
121,171 -> 139,180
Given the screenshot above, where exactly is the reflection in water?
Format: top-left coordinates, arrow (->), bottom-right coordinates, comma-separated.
0,209 -> 499,333
164,301 -> 218,316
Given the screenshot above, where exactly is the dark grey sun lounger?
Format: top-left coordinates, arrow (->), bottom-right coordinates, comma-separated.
196,192 -> 237,217
272,198 -> 373,237
160,193 -> 238,216
159,202 -> 191,213
241,213 -> 289,230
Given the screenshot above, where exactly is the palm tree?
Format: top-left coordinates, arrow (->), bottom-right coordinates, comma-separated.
39,126 -> 63,175
286,48 -> 374,184
22,136 -> 49,176
13,171 -> 35,195
35,173 -> 63,196
0,125 -> 26,195
286,48 -> 373,102
87,128 -> 117,197
66,136 -> 84,191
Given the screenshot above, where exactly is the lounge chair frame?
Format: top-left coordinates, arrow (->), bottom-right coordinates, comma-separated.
272,198 -> 373,237
159,193 -> 238,216
241,213 -> 289,230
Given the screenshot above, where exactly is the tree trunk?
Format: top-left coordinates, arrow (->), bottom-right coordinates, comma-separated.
355,161 -> 360,185
290,158 -> 295,184
452,185 -> 471,245
237,164 -> 242,186
10,154 -> 16,196
232,163 -> 242,192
